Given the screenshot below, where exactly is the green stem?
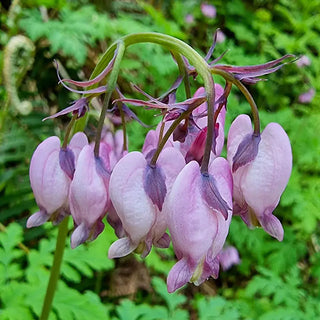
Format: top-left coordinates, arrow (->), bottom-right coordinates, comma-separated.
94,41 -> 125,157
92,33 -> 214,167
172,51 -> 191,99
200,75 -> 215,173
40,216 -> 69,320
150,111 -> 190,166
211,68 -> 260,135
62,114 -> 77,149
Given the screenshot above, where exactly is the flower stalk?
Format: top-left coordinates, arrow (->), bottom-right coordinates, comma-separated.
40,216 -> 69,320
94,41 -> 125,157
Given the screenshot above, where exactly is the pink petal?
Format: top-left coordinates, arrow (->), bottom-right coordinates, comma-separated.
29,136 -> 70,215
109,152 -> 155,245
69,145 -> 109,228
108,237 -> 138,259
166,161 -> 218,262
68,132 -> 88,161
167,258 -> 194,293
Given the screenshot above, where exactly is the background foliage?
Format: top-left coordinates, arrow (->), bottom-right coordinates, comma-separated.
0,0 -> 319,319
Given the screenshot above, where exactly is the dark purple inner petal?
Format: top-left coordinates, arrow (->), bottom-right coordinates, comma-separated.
232,133 -> 261,172
143,164 -> 167,211
201,173 -> 230,220
173,123 -> 188,142
59,147 -> 75,179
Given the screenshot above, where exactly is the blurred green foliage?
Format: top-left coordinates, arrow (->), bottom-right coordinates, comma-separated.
0,0 -> 319,319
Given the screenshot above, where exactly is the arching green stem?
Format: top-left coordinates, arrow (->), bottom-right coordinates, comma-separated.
94,41 -> 125,157
91,33 -> 214,168
211,68 -> 260,135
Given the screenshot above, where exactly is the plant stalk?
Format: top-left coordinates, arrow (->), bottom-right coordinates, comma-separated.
40,216 -> 69,320
94,41 -> 125,157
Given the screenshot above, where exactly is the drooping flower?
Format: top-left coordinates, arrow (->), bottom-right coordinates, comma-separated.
227,114 -> 292,241
27,132 -> 88,227
201,3 -> 216,18
218,246 -> 240,271
165,158 -> 232,293
69,143 -> 111,248
108,147 -> 185,259
298,88 -> 315,104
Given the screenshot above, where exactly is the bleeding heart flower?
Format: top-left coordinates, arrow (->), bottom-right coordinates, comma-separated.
165,157 -> 232,293
69,142 -> 111,248
227,114 -> 292,241
27,132 -> 88,228
108,147 -> 185,259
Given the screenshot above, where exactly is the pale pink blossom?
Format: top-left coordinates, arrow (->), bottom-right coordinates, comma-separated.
201,3 -> 216,18
108,148 -> 185,259
298,88 -> 315,104
69,143 -> 111,248
218,246 -> 240,271
227,114 -> 292,241
165,158 -> 232,292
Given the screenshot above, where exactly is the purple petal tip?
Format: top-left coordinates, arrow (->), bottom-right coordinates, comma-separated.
232,133 -> 261,172
143,164 -> 167,211
59,147 -> 75,179
201,173 -> 230,220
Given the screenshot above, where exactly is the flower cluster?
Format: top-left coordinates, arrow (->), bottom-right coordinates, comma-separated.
27,33 -> 293,293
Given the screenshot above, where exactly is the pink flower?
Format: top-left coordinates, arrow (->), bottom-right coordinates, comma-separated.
108,148 -> 185,259
185,14 -> 194,24
183,84 -> 226,162
142,122 -> 174,156
298,88 -> 315,104
69,142 -> 111,248
218,246 -> 240,271
216,30 -> 226,43
165,158 -> 232,292
102,129 -> 127,169
296,55 -> 311,68
201,3 -> 216,18
227,114 -> 292,241
27,133 -> 88,228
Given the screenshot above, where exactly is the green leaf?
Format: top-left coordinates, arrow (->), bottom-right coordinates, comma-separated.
195,296 -> 240,320
151,277 -> 187,313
